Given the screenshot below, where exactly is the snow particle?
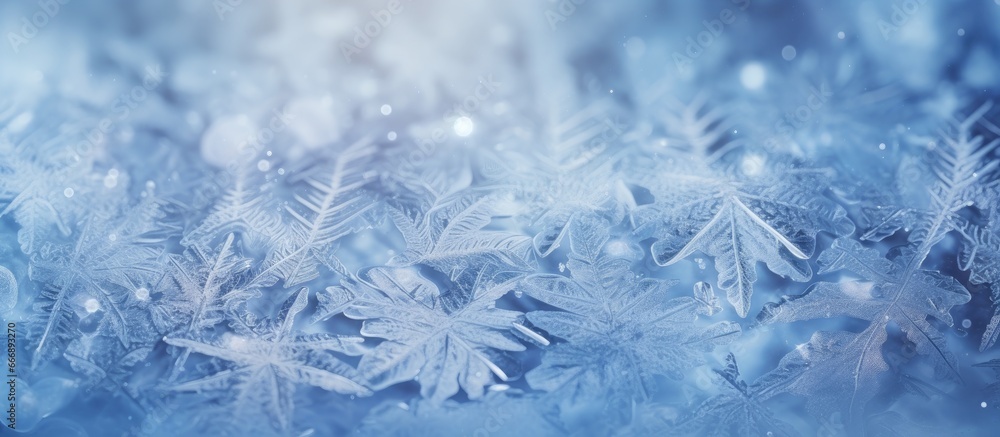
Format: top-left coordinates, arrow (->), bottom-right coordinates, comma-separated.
135,287 -> 150,301
454,117 -> 474,137
837,31 -> 846,39
380,104 -> 392,115
962,319 -> 972,329
387,131 -> 397,141
781,45 -> 797,61
257,159 -> 271,172
740,63 -> 767,90
84,298 -> 100,313
604,240 -> 632,257
983,402 -> 988,408
878,143 -> 886,150
63,188 -> 75,198
957,28 -> 965,36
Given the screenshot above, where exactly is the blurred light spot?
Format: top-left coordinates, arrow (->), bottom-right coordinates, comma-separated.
741,154 -> 765,176
605,240 -> 632,257
63,188 -> 74,198
135,287 -> 149,301
257,160 -> 271,172
387,131 -> 397,141
625,37 -> 646,58
837,31 -> 845,39
84,298 -> 100,313
963,319 -> 972,328
224,334 -> 248,350
201,115 -> 257,168
781,45 -> 797,60
983,402 -> 988,408
957,28 -> 965,36
878,143 -> 886,150
454,117 -> 474,137
740,63 -> 767,90
380,104 -> 392,115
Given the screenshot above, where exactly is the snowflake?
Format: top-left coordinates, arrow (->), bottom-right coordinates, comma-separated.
521,214 -> 740,402
342,266 -> 526,403
164,288 -> 370,432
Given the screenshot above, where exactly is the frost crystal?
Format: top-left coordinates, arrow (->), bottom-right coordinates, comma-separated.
3,1 -> 1000,435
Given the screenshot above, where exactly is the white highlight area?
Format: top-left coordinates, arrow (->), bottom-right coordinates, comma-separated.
453,116 -> 474,137
740,62 -> 767,90
201,115 -> 258,168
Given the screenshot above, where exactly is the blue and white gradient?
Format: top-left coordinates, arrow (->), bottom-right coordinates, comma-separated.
1,1 -> 1000,436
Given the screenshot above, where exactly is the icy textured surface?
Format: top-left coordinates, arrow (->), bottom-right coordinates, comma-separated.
1,0 -> 1000,436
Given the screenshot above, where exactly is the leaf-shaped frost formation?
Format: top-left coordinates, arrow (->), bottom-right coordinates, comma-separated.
161,233 -> 261,379
521,215 -> 740,402
860,104 -> 1000,352
260,139 -> 379,287
757,238 -> 970,427
861,102 -> 999,248
499,100 -> 636,257
180,164 -> 281,252
0,138 -> 94,253
343,266 -> 527,404
164,288 -> 370,432
674,353 -> 797,436
28,198 -> 165,370
388,189 -> 534,277
636,155 -> 854,317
